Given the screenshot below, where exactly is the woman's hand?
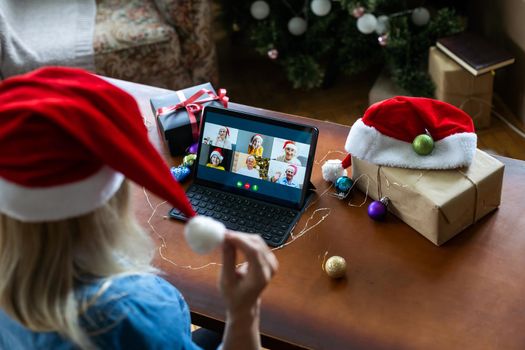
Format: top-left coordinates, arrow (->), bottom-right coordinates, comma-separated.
220,231 -> 278,315
219,231 -> 278,350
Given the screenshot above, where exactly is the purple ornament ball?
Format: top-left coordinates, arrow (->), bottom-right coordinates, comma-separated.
368,200 -> 387,221
187,142 -> 199,154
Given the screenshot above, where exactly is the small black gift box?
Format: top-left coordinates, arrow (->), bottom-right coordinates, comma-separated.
150,82 -> 228,156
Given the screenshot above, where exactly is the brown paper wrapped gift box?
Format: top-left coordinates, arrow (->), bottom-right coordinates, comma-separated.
351,149 -> 504,246
429,46 -> 494,129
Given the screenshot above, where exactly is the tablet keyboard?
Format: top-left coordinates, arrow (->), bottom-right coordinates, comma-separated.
169,184 -> 299,247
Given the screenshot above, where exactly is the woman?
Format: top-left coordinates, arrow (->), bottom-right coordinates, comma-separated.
247,134 -> 264,157
0,67 -> 277,349
212,126 -> 232,149
236,155 -> 260,179
206,148 -> 226,170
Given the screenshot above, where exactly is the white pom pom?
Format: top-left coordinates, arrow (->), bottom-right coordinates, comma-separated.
184,216 -> 225,254
321,159 -> 348,183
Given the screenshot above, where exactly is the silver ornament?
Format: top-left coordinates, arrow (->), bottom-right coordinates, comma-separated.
375,15 -> 390,35
412,7 -> 430,26
288,17 -> 307,36
250,1 -> 270,20
357,13 -> 377,34
310,0 -> 331,17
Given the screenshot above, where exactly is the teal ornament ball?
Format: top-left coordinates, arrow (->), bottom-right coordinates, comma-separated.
170,165 -> 191,182
412,134 -> 434,155
335,176 -> 353,194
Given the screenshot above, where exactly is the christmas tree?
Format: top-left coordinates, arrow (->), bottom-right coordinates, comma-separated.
222,0 -> 465,97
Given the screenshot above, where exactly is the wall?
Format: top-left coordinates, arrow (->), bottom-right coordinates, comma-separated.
469,0 -> 525,124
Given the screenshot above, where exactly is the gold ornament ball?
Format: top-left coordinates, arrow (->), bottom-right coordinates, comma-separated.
325,256 -> 347,278
183,154 -> 197,167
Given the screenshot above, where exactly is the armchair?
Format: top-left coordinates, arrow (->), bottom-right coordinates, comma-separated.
94,0 -> 217,89
0,0 -> 217,90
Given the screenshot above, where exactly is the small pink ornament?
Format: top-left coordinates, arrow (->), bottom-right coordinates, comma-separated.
267,48 -> 279,60
352,6 -> 365,18
378,34 -> 389,47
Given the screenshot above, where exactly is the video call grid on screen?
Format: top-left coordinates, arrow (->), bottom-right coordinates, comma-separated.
195,107 -> 317,208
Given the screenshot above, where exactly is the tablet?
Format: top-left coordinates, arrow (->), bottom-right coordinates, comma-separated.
194,106 -> 319,210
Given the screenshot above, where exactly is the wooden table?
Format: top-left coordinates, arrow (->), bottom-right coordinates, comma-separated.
109,78 -> 525,350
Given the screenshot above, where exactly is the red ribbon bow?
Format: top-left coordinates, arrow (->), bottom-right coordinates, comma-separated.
156,88 -> 229,142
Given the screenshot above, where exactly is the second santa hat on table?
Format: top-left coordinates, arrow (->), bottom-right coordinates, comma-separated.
322,96 -> 477,182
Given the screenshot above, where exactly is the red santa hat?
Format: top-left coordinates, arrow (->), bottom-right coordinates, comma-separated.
210,148 -> 224,162
283,140 -> 297,150
0,67 -> 195,222
346,96 -> 477,169
251,134 -> 263,142
322,96 -> 477,181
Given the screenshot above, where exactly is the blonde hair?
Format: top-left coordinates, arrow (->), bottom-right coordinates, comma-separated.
0,180 -> 156,349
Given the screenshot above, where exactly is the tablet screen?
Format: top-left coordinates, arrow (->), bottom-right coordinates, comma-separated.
194,106 -> 318,209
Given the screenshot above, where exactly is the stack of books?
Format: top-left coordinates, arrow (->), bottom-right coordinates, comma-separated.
436,32 -> 515,76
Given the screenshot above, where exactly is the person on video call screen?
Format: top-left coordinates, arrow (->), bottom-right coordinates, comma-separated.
271,164 -> 300,188
206,148 -> 226,170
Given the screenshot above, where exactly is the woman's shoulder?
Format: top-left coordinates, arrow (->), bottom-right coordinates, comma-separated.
80,274 -> 183,307
79,274 -> 196,348
78,274 -> 188,328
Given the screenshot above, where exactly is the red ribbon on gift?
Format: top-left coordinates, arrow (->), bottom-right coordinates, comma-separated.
156,88 -> 229,142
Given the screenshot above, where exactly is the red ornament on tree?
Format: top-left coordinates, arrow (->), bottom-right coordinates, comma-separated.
267,48 -> 279,60
378,34 -> 389,47
352,6 -> 365,18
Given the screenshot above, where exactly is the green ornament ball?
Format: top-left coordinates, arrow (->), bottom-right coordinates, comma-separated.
412,134 -> 434,156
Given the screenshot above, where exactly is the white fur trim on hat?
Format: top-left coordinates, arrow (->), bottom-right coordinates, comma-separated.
345,119 -> 477,169
210,150 -> 223,161
283,141 -> 297,149
0,166 -> 124,222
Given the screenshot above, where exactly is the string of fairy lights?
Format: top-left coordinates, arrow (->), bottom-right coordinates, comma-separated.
144,150 -> 367,271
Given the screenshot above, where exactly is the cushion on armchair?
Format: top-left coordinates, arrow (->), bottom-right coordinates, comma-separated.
93,0 -> 217,90
94,0 -> 176,54
152,0 -> 195,37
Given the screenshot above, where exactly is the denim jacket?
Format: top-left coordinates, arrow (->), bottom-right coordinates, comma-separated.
0,274 -> 204,349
